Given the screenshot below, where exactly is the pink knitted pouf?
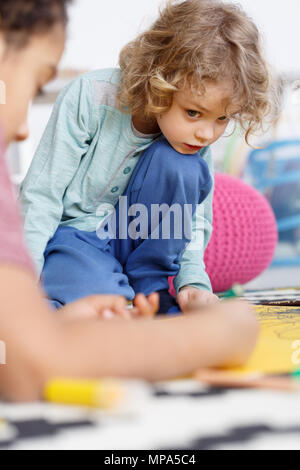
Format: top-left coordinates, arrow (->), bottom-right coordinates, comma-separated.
204,173 -> 278,292
169,173 -> 278,295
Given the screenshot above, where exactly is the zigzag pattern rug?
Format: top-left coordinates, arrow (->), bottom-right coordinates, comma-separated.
1,288 -> 300,450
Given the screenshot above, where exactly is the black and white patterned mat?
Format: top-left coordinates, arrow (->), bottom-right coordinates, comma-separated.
243,288 -> 300,306
1,380 -> 300,450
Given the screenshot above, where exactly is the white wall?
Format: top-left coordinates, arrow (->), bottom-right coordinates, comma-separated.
10,0 -> 300,184
60,0 -> 300,76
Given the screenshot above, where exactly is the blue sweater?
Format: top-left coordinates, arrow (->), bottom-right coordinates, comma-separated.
20,68 -> 214,293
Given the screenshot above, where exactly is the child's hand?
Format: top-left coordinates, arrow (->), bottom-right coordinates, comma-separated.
58,292 -> 159,321
131,292 -> 159,319
177,286 -> 219,311
100,292 -> 159,320
58,295 -> 128,321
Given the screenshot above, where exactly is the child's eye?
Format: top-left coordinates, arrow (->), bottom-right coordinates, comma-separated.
218,116 -> 229,122
186,110 -> 201,118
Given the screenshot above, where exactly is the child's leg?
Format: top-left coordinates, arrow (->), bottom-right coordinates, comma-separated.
42,226 -> 135,308
115,138 -> 212,302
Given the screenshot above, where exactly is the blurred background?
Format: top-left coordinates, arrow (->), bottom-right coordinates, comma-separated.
8,0 -> 300,273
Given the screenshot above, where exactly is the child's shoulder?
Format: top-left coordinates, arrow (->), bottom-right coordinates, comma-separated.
70,68 -> 122,109
77,68 -> 121,86
59,68 -> 122,110
200,146 -> 212,161
200,146 -> 213,175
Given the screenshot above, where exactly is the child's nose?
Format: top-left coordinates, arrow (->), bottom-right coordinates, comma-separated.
15,121 -> 29,142
195,123 -> 214,143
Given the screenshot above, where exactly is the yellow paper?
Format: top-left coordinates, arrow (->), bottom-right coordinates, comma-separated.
228,305 -> 300,375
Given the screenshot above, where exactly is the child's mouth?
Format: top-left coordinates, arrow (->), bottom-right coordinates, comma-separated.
183,143 -> 204,151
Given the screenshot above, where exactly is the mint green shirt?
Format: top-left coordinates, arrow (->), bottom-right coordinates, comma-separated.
20,68 -> 214,293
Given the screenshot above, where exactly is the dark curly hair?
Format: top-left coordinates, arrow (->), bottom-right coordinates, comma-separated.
0,0 -> 72,47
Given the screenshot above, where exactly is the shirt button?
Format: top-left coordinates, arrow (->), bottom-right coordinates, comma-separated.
111,186 -> 119,193
123,167 -> 132,175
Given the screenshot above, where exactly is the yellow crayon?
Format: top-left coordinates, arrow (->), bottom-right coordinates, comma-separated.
44,378 -> 124,409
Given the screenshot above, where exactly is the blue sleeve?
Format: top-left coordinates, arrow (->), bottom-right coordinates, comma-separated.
173,146 -> 214,293
20,76 -> 97,276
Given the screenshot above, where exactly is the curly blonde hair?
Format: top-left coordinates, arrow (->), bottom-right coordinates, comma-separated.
118,0 -> 278,144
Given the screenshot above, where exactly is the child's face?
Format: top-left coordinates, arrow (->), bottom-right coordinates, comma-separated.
156,81 -> 235,154
0,24 -> 65,146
